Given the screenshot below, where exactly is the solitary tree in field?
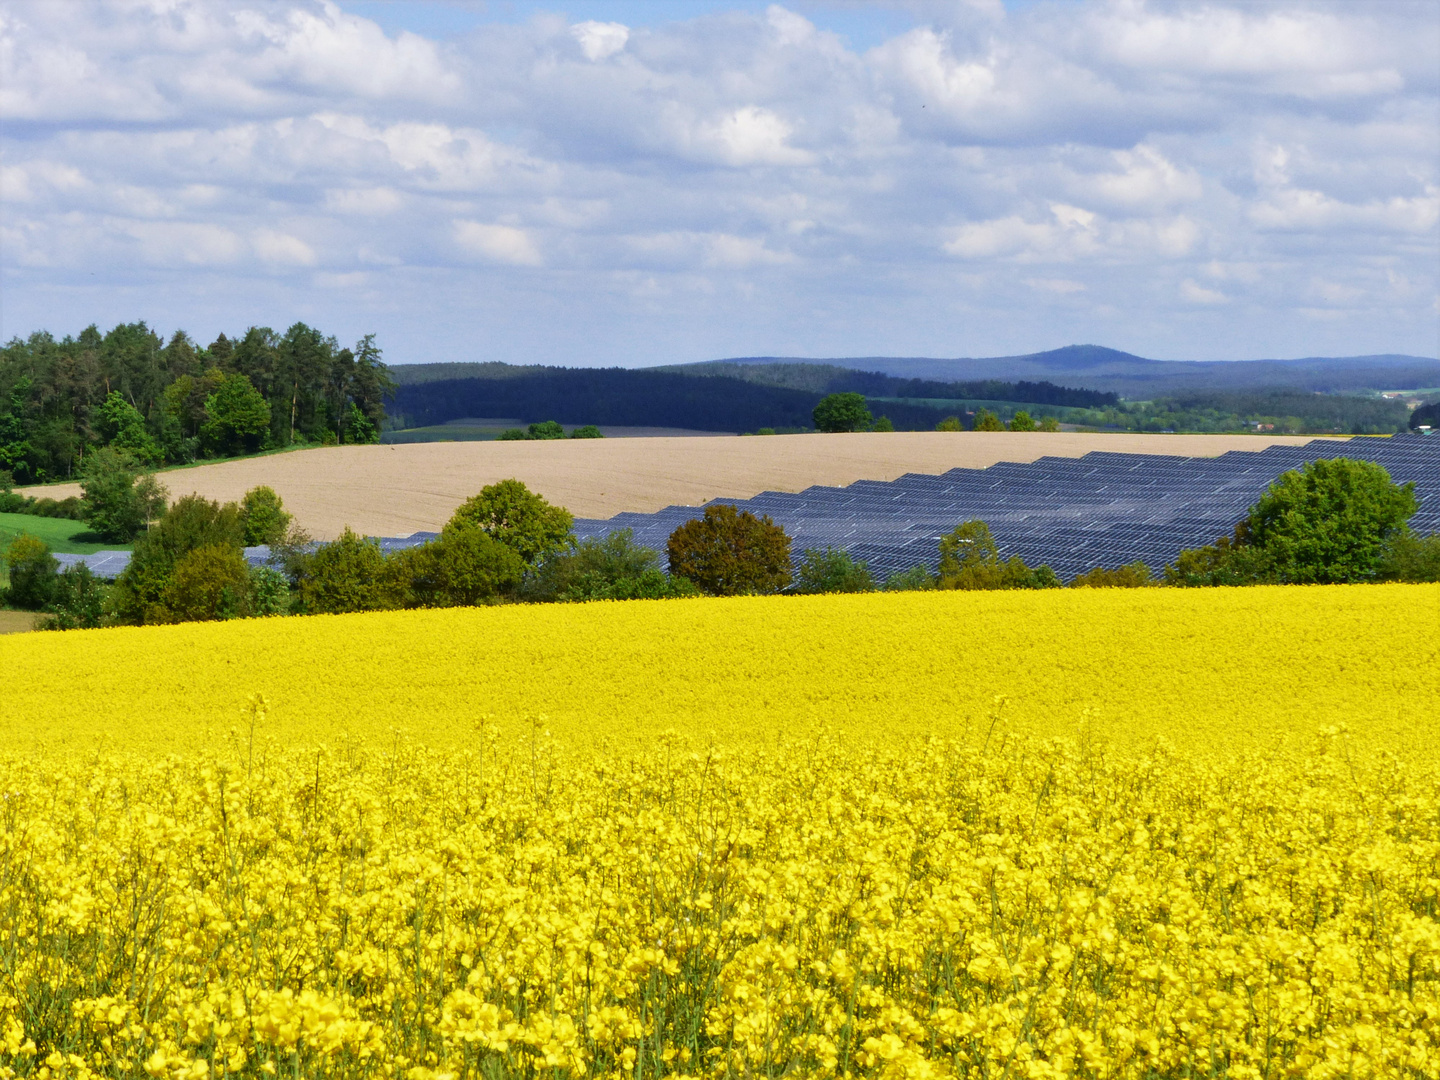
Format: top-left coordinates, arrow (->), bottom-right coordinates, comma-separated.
813,393 -> 873,433
667,504 -> 792,596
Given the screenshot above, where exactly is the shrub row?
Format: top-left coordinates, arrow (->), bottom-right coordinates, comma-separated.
5,458 -> 1437,629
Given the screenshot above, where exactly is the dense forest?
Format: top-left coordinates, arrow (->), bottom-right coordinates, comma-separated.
389,365 -> 1111,433
391,368 -> 993,433
648,360 -> 1121,408
0,323 -> 395,484
392,360 -> 1117,409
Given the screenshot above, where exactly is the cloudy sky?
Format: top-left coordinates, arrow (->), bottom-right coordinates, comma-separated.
2,0 -> 1437,366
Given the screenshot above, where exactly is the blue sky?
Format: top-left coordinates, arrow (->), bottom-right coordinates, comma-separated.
2,0 -> 1437,366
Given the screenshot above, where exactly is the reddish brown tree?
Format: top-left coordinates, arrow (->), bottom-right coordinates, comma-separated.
666,504 -> 792,596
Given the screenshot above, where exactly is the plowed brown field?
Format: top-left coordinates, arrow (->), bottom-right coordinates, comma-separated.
20,432 -> 1336,540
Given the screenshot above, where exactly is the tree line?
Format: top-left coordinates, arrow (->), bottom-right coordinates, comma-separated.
1062,389 -> 1417,435
809,393 -> 1062,433
5,456 -> 1436,629
0,322 -> 396,484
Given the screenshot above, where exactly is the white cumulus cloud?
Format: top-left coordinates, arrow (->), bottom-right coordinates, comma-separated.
0,0 -> 1433,363
571,21 -> 629,62
455,221 -> 542,266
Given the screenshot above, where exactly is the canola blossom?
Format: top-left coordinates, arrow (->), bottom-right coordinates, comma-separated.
0,585 -> 1437,1077
1,723 -> 1437,1078
0,585 -> 1435,757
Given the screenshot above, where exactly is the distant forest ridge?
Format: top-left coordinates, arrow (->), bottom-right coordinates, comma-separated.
689,345 -> 1440,397
392,368 -> 961,434
388,364 -> 1113,435
388,360 -> 1114,406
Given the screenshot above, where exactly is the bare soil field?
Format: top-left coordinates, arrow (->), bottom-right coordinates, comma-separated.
21,432 -> 1335,541
0,610 -> 38,635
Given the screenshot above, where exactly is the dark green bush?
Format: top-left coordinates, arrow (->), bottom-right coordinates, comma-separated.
936,520 -> 1058,590
389,525 -> 526,608
4,534 -> 58,610
248,565 -> 292,616
39,564 -> 105,630
526,530 -> 694,602
793,547 -> 875,594
299,528 -> 390,614
1376,531 -> 1440,583
1070,562 -> 1157,588
883,565 -> 936,592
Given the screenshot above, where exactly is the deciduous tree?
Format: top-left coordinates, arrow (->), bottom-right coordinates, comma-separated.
299,527 -> 390,614
80,448 -> 168,543
239,486 -> 292,546
160,544 -> 253,621
1008,410 -> 1037,432
202,373 -> 271,456
389,525 -> 526,608
1166,458 -> 1418,585
973,409 -> 1004,432
812,393 -> 872,433
666,504 -> 792,596
447,479 -> 574,568
111,493 -> 243,622
4,533 -> 58,610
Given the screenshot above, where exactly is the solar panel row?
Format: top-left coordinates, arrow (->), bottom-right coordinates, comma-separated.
568,435 -> 1440,580
53,436 -> 1440,582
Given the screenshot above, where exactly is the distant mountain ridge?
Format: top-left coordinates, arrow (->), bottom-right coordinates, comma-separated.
689,346 -> 1440,397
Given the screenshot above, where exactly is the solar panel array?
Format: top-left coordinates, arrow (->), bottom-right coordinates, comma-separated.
571,435 -> 1440,580
53,551 -> 135,579
53,435 -> 1439,581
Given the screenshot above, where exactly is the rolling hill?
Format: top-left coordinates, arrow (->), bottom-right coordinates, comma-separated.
691,346 -> 1440,397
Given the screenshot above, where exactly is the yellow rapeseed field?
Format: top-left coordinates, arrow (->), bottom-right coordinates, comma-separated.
1,586 -> 1437,1078
0,585 -> 1435,757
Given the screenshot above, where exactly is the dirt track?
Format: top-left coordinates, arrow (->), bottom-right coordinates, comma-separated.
20,433 -> 1335,540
